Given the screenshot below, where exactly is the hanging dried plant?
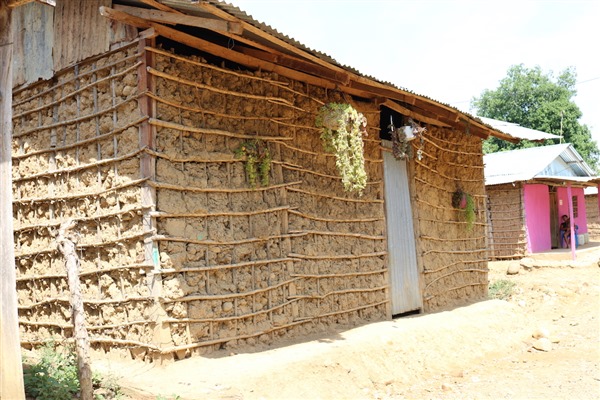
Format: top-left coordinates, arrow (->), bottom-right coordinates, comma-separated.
234,139 -> 272,188
316,103 -> 368,194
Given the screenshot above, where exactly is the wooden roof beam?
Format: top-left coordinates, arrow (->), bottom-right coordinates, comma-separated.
8,0 -> 54,7
99,6 -> 336,90
114,4 -> 243,34
139,0 -> 184,14
382,100 -> 450,128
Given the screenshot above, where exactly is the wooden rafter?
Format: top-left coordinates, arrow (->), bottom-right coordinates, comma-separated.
114,4 -> 243,34
138,0 -> 183,14
382,100 -> 451,128
99,6 -> 337,90
8,0 -> 54,7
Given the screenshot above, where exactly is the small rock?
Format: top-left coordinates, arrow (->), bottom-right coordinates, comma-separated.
222,301 -> 233,312
441,383 -> 454,391
533,338 -> 552,351
507,262 -> 521,275
518,300 -> 527,307
532,327 -> 550,339
520,257 -> 535,269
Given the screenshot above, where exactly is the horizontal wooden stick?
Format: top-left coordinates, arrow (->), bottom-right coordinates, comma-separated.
424,282 -> 487,301
13,178 -> 147,205
147,91 -> 291,124
152,232 -> 306,246
415,158 -> 482,183
148,180 -> 302,193
159,257 -> 300,275
157,319 -> 309,354
14,205 -> 149,233
420,134 -> 483,156
13,148 -> 144,183
288,251 -> 387,260
164,299 -> 298,324
16,263 -> 154,282
288,209 -> 383,223
14,61 -> 142,120
13,43 -> 140,103
146,46 -> 289,86
423,259 -> 486,275
151,205 -> 292,218
288,230 -> 385,241
421,248 -> 488,256
149,118 -> 294,141
419,235 -> 487,242
282,163 -> 383,185
294,300 -> 388,322
287,187 -> 384,204
15,229 -> 154,259
279,141 -> 383,163
147,66 -> 296,107
17,295 -> 153,310
12,117 -> 148,160
291,268 -> 387,279
424,268 -> 488,291
163,278 -> 298,303
13,94 -> 142,139
289,285 -> 387,300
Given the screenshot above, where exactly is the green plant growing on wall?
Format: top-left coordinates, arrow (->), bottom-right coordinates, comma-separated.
234,139 -> 272,188
315,103 -> 368,194
452,188 -> 476,231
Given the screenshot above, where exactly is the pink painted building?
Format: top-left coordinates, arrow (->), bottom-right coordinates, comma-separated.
485,144 -> 598,259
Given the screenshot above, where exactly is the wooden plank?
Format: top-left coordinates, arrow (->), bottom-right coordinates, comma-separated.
139,0 -> 183,14
11,1 -> 54,87
0,2 -> 25,398
382,100 -> 451,128
53,0 -> 111,73
114,4 -> 243,34
8,0 -> 54,7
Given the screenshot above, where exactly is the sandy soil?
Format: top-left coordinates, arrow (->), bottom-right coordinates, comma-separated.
96,247 -> 600,400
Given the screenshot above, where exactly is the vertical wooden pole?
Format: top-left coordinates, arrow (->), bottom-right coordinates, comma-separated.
0,2 -> 25,398
56,220 -> 93,400
567,183 -> 576,260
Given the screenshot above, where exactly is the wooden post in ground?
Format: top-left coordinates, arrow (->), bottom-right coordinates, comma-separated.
56,220 -> 93,400
0,1 -> 25,398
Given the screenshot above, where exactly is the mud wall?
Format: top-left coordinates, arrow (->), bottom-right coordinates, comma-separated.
149,47 -> 387,356
585,194 -> 600,241
11,41 -> 154,354
486,184 -> 526,260
411,128 -> 489,311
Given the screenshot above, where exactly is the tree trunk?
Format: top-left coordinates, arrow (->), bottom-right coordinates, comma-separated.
56,220 -> 93,400
0,1 -> 25,398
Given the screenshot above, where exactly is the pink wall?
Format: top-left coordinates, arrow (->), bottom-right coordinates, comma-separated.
557,187 -> 587,234
523,184 -> 551,252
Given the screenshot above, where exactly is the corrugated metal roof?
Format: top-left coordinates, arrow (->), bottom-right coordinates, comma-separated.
484,144 -> 596,186
121,0 -> 519,142
477,117 -> 561,141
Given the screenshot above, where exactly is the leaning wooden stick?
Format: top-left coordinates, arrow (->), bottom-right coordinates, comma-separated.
56,219 -> 93,400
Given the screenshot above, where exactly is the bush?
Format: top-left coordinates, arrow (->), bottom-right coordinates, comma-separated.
489,279 -> 516,300
23,342 -> 79,400
23,341 -> 123,400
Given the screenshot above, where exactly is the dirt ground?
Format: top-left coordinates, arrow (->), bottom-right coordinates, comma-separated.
95,246 -> 600,400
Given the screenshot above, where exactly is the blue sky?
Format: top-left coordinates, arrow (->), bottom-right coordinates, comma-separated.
229,0 -> 600,146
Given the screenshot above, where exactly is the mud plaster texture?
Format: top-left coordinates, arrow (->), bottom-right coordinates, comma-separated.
410,127 -> 489,311
11,42 -> 153,354
12,41 -> 491,360
151,48 -> 387,358
487,183 -> 527,260
585,194 -> 600,241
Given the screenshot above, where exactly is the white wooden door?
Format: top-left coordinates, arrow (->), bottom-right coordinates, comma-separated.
383,149 -> 422,315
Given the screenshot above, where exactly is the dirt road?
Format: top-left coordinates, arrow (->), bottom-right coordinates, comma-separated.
100,248 -> 599,400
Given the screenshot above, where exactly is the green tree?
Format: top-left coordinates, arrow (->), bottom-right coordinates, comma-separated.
472,64 -> 599,170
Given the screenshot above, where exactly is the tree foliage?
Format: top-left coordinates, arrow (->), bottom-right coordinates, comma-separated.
471,64 -> 599,170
